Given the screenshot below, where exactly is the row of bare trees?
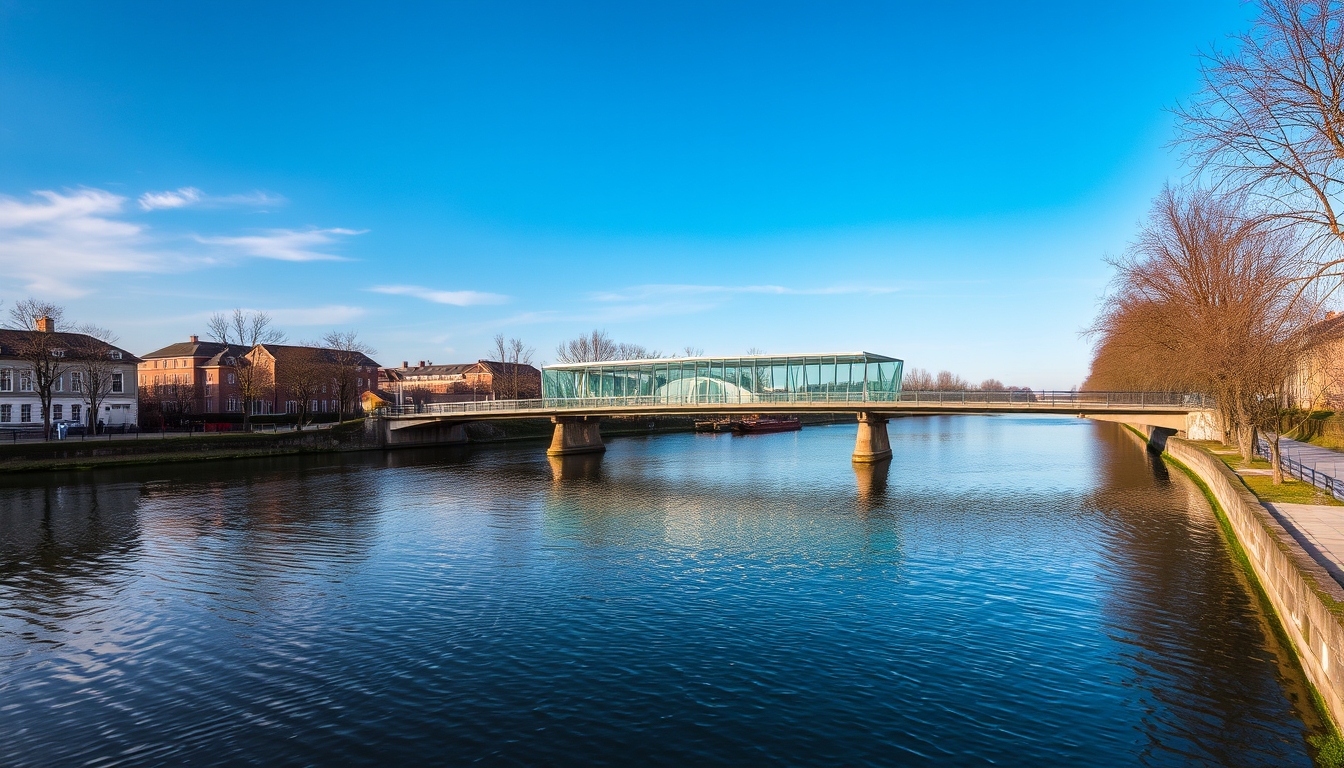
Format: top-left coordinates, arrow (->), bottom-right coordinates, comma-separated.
1087,0 -> 1344,483
901,367 -> 1030,392
553,329 -> 703,365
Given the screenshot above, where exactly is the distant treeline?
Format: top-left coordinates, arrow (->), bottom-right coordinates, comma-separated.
900,367 -> 1030,392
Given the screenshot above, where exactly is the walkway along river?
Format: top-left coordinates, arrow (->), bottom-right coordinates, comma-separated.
0,415 -> 1331,765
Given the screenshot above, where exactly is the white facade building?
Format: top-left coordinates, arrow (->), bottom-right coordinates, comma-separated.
0,328 -> 140,431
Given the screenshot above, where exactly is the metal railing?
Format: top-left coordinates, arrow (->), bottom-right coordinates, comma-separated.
1254,436 -> 1344,502
374,390 -> 1214,418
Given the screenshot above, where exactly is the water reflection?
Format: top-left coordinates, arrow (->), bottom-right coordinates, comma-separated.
0,418 -> 1322,766
853,457 -> 890,508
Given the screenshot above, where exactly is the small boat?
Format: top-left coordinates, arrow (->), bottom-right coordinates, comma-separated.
734,416 -> 801,434
695,419 -> 741,433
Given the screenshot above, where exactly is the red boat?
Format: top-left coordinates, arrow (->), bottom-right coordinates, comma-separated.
734,416 -> 801,434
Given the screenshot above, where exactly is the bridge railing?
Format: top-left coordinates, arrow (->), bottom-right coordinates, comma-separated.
374,391 -> 1214,417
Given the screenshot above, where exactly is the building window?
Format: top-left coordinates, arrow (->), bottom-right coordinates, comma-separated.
357,377 -> 363,387
20,404 -> 31,423
19,370 -> 33,392
228,373 -> 236,385
0,369 -> 10,392
54,375 -> 63,393
205,399 -> 212,412
70,371 -> 82,392
111,373 -> 124,393
52,404 -> 62,420
109,351 -> 122,360
286,401 -> 298,414
311,399 -> 319,412
228,397 -> 240,412
0,405 -> 9,423
72,404 -> 81,423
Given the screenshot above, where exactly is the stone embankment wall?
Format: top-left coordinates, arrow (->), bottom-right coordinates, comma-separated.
1138,426 -> 1344,728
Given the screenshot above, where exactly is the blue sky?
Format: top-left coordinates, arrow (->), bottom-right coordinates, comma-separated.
0,1 -> 1252,386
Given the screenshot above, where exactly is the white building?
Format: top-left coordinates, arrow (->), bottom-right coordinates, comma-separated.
0,327 -> 141,431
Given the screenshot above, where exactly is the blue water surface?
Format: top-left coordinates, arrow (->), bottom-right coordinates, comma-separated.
0,416 -> 1322,765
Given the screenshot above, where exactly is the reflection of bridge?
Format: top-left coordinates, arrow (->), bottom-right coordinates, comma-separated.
373,389 -> 1215,463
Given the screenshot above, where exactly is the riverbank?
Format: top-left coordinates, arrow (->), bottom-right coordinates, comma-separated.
0,414 -> 856,473
1129,423 -> 1344,748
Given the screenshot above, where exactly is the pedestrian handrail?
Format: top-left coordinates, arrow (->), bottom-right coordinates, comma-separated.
373,390 -> 1214,418
1255,436 -> 1344,502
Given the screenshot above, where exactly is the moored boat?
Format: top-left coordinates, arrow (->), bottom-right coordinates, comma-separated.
734,416 -> 801,434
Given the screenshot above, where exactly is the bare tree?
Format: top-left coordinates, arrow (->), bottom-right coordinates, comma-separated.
69,325 -> 123,434
492,334 -> 537,400
207,309 -> 286,430
6,299 -> 71,439
1087,186 -> 1319,477
934,371 -> 971,391
321,330 -> 377,422
1175,0 -> 1344,283
283,345 -> 326,429
554,329 -> 662,363
902,367 -> 936,391
681,346 -> 705,357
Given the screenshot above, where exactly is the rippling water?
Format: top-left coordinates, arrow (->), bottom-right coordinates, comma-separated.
0,416 -> 1327,765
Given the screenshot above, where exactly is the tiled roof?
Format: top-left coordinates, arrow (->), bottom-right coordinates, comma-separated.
141,340 -> 233,359
0,329 -> 142,363
253,344 -> 381,368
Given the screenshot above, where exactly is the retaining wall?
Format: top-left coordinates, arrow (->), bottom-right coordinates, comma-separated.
1139,427 -> 1344,729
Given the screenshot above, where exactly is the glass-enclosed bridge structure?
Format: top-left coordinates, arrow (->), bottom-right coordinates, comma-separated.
542,352 -> 902,406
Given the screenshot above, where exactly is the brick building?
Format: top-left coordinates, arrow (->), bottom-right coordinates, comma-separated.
138,336 -> 247,416
248,344 -> 381,416
380,360 -> 541,404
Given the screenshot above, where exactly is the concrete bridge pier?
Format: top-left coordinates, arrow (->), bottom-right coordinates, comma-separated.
547,415 -> 606,456
852,412 -> 892,463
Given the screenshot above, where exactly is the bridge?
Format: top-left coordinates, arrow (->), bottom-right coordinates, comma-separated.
371,352 -> 1215,462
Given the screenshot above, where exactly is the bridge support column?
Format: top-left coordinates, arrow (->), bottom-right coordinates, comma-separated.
852,412 -> 892,463
547,416 -> 605,456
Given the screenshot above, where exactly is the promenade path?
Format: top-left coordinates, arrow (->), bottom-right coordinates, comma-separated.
1252,436 -> 1344,588
1277,436 -> 1344,483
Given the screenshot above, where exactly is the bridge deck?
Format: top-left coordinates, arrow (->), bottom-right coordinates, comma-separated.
376,391 -> 1211,423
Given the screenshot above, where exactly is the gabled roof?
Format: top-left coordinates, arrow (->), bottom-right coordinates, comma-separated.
141,340 -> 234,360
395,363 -> 479,377
201,346 -> 247,367
253,344 -> 380,368
477,360 -> 541,375
0,329 -> 142,363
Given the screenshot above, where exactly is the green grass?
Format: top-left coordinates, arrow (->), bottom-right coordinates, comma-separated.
1206,449 -> 1344,506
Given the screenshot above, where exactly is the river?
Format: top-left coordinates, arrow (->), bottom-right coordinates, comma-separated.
0,416 -> 1328,765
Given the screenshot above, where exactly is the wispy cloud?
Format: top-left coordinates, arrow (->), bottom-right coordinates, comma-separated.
198,228 -> 364,262
590,283 -> 899,302
139,187 -> 287,211
138,187 -> 203,211
368,284 -> 509,306
0,188 -> 166,296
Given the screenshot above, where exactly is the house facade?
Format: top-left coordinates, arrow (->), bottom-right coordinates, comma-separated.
138,336 -> 247,417
248,344 -> 381,416
0,327 -> 140,430
1288,312 -> 1344,410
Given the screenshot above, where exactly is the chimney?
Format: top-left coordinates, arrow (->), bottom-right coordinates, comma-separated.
189,335 -> 199,343
402,361 -> 408,369
35,315 -> 53,333
419,360 -> 425,367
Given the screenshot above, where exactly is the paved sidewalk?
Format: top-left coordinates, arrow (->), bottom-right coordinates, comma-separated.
1264,502 -> 1344,588
1276,436 -> 1344,483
